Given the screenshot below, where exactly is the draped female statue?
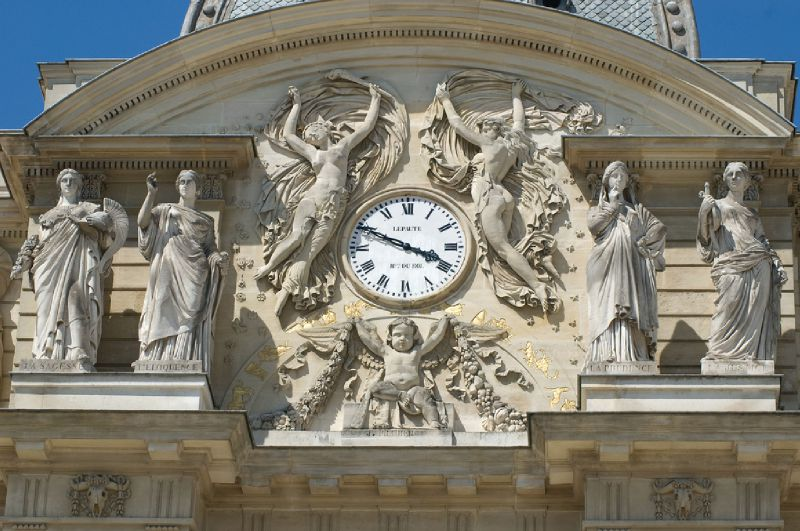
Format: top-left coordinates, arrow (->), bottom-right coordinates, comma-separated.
254,70 -> 408,316
585,161 -> 666,368
697,162 -> 786,365
136,170 -> 228,372
11,169 -> 127,371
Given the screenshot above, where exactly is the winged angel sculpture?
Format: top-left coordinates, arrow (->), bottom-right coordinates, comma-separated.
254,70 -> 408,315
250,317 -> 530,432
420,69 -> 601,311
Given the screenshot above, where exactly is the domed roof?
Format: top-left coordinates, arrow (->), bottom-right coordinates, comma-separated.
181,0 -> 699,57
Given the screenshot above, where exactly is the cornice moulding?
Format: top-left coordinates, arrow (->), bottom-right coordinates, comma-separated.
31,134 -> 256,169
563,136 -> 792,174
22,0 -> 794,138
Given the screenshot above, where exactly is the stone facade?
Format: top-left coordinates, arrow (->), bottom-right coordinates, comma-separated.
0,1 -> 798,530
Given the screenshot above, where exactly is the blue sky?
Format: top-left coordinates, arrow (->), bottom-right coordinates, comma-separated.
0,1 -> 797,129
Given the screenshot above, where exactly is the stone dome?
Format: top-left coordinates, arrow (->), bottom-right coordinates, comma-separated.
182,0 -> 699,57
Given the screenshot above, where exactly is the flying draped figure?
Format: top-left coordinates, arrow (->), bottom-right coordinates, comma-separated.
420,69 -> 602,311
250,316 -> 530,433
254,70 -> 408,316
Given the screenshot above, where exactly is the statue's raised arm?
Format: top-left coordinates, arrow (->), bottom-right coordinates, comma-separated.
337,83 -> 382,152
436,83 -> 484,146
282,86 -> 317,162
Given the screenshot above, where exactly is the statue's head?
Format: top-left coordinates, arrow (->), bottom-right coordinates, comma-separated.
601,161 -> 638,204
56,168 -> 83,201
302,115 -> 334,147
386,317 -> 421,353
175,170 -> 201,199
722,162 -> 751,194
478,117 -> 505,141
602,161 -> 629,191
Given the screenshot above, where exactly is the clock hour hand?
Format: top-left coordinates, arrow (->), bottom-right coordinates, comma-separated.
358,225 -> 440,262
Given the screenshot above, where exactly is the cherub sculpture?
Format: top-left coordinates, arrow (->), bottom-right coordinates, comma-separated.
350,317 -> 452,429
255,70 -> 408,315
421,69 -> 602,312
250,316 -> 529,433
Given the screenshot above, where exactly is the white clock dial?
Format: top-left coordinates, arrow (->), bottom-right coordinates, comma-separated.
346,194 -> 469,303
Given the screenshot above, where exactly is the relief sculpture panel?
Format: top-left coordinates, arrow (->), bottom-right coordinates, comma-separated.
216,68 -> 609,433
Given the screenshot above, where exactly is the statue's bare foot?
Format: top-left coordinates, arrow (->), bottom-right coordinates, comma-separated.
398,392 -> 412,410
532,283 -> 551,309
541,256 -> 560,280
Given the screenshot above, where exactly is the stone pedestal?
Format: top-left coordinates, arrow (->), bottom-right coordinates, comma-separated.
580,374 -> 781,412
701,358 -> 774,375
10,372 -> 213,410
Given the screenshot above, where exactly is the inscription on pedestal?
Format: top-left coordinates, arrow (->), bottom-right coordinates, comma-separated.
16,359 -> 94,373
582,361 -> 658,375
701,359 -> 774,376
343,428 -> 433,438
132,360 -> 204,373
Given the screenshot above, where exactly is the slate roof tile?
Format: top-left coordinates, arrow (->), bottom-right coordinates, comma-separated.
226,0 -> 657,42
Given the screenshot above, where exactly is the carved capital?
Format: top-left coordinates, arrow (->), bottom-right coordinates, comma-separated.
199,173 -> 226,200
79,173 -> 107,201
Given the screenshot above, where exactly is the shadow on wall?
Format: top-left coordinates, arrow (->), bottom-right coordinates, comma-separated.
659,319 -> 704,374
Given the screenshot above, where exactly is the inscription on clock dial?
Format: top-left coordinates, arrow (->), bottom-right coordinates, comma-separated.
348,195 -> 467,301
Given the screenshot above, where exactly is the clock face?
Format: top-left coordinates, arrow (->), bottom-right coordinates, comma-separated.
345,193 -> 470,305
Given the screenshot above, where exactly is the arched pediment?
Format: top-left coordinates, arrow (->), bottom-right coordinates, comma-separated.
26,0 -> 793,138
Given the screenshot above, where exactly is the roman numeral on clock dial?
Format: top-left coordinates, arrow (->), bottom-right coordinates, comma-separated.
360,260 -> 375,273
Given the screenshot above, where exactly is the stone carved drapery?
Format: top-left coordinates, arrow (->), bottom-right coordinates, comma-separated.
11,169 -> 127,371
254,70 -> 408,315
69,474 -> 131,518
697,162 -> 786,362
420,69 -> 601,311
585,162 -> 666,367
136,170 -> 228,373
250,317 -> 528,432
652,478 -> 713,520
